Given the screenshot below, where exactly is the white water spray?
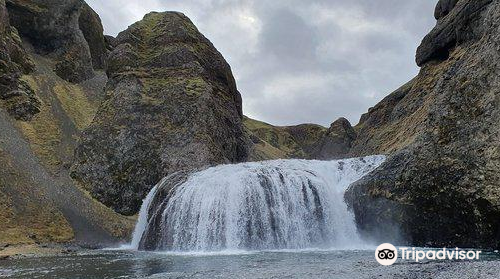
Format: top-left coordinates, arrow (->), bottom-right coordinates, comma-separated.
128,181 -> 161,249
130,156 -> 385,251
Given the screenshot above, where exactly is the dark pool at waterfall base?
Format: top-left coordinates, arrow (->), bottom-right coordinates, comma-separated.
1,249 -> 500,279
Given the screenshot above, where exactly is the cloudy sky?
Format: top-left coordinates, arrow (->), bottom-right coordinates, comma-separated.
86,0 -> 437,127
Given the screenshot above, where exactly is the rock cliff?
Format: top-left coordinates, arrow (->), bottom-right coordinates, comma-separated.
71,12 -> 250,215
0,0 -> 133,247
346,0 -> 500,248
0,0 -> 39,121
5,0 -> 108,81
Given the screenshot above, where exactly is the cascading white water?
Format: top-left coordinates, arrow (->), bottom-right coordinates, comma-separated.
131,156 -> 385,252
128,181 -> 161,249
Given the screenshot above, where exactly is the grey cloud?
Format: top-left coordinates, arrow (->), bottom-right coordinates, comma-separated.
259,9 -> 319,63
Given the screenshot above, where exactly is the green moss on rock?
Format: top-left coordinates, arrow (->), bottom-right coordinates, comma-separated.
244,116 -> 355,161
72,11 -> 249,215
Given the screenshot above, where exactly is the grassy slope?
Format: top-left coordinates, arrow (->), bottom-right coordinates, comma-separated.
243,116 -> 328,160
0,148 -> 74,244
0,53 -> 135,246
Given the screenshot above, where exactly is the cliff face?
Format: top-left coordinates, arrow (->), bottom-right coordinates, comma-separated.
0,0 -> 133,247
346,0 -> 500,248
0,0 -> 39,121
5,0 -> 107,82
71,12 -> 250,215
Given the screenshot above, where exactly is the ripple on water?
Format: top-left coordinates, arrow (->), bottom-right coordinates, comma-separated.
0,250 -> 499,279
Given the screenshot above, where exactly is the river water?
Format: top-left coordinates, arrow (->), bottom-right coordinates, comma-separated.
1,249 -> 499,279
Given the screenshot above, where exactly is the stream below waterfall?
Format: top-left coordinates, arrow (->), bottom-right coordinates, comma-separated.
1,249 -> 500,279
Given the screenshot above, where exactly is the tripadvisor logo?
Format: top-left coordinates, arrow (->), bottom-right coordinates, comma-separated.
375,243 -> 398,265
375,243 -> 482,266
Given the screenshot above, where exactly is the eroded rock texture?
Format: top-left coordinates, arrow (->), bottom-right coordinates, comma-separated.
0,0 -> 134,246
346,0 -> 500,248
416,0 -> 493,66
5,0 -> 107,82
79,2 -> 107,69
314,117 -> 357,159
0,0 -> 39,120
71,12 -> 249,215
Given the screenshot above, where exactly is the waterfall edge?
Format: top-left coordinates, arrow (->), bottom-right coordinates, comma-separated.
128,155 -> 386,252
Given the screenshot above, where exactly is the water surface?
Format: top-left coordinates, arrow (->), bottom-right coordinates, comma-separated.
1,249 -> 499,279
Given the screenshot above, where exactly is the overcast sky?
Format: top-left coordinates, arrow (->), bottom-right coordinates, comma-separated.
86,0 -> 437,127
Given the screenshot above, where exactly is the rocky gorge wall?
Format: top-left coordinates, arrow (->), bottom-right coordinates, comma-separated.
0,0 -> 134,247
346,0 -> 500,249
246,0 -> 500,249
0,0 -> 39,121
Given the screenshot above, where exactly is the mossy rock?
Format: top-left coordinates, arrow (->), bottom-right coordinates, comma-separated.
244,116 -> 355,161
72,11 -> 249,215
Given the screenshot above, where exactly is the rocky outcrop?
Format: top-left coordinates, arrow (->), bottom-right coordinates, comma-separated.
138,171 -> 191,250
245,116 -> 355,160
434,0 -> 459,19
346,0 -> 500,248
416,0 -> 493,66
0,0 -> 134,247
104,35 -> 118,52
0,0 -> 40,120
311,117 -> 356,159
5,0 -> 105,82
0,0 -> 33,73
71,12 -> 249,215
78,3 -> 107,69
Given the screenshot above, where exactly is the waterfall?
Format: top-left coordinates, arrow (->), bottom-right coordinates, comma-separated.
128,181 -> 161,249
131,156 -> 385,252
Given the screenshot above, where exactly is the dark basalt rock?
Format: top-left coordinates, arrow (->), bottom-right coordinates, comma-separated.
5,0 -> 105,82
310,117 -> 357,159
71,12 -> 249,215
104,35 -> 118,51
0,79 -> 41,121
138,171 -> 191,250
0,0 -> 34,73
416,0 -> 493,66
0,0 -> 40,120
434,0 -> 459,19
347,0 -> 500,249
79,2 -> 107,69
